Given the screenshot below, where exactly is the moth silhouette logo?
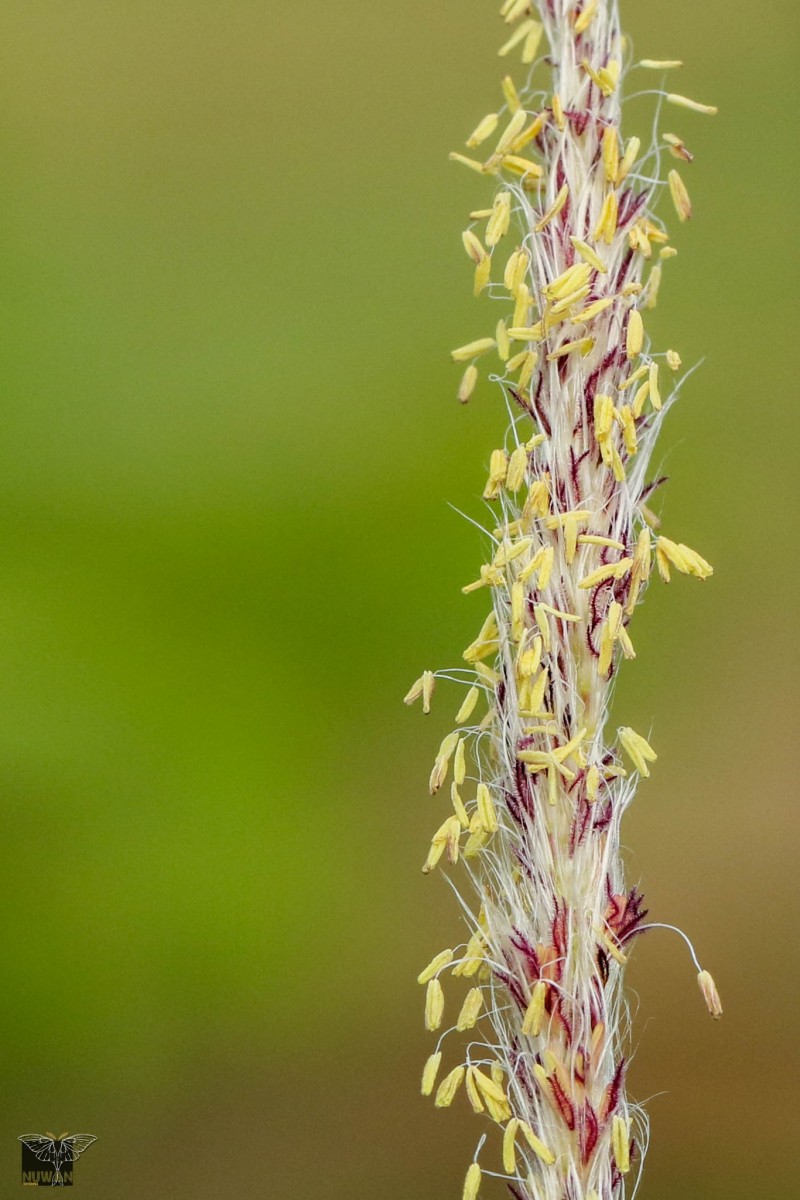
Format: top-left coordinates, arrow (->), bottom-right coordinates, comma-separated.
18,1133 -> 97,1187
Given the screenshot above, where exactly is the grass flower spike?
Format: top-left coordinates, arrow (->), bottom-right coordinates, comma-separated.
406,3 -> 722,1197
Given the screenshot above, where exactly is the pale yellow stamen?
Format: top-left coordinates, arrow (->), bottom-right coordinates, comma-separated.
463,1163 -> 481,1200
668,169 -> 692,221
535,184 -> 569,232
626,309 -> 644,358
417,948 -> 454,984
455,685 -> 480,725
456,987 -> 484,1031
424,978 -> 445,1030
667,93 -> 719,115
451,338 -> 496,362
466,112 -> 499,149
458,364 -> 478,404
570,237 -> 607,274
522,978 -> 547,1036
618,726 -> 657,777
421,1051 -> 442,1096
434,1065 -> 465,1107
612,1115 -> 631,1173
697,969 -> 723,1018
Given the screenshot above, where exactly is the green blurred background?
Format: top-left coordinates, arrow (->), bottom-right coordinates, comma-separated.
0,1 -> 795,1195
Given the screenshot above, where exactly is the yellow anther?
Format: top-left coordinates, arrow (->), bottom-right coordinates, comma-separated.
463,1163 -> 481,1200
494,109 -> 528,157
498,18 -> 538,58
466,112 -> 499,149
697,969 -> 723,1019
455,686 -> 480,726
547,337 -> 594,360
631,380 -> 649,418
518,1121 -> 556,1164
629,223 -> 652,259
640,58 -> 683,69
648,361 -> 662,410
501,154 -> 544,180
493,536 -> 533,568
495,319 -> 510,363
517,637 -> 542,679
421,1050 -> 442,1096
404,669 -> 435,712
471,1067 -> 512,1122
572,296 -> 614,323
473,255 -> 491,297
476,782 -> 498,833
486,191 -> 512,246
579,558 -> 633,590
449,152 -> 491,175
597,59 -> 621,94
656,536 -> 713,581
508,323 -> 544,345
456,987 -> 484,1032
618,726 -> 657,777
550,284 -> 591,317
666,348 -> 681,371
579,534 -> 626,550
452,338 -> 496,362
663,131 -> 694,162
483,447 -> 509,499
586,764 -> 600,801
422,815 -> 462,873
666,93 -> 718,115
626,308 -> 644,359
602,126 -> 619,183
504,247 -> 530,293
616,136 -> 640,183
424,978 -> 445,1030
522,21 -> 545,63
434,1065 -> 465,1107
617,363 -> 648,391
511,112 -> 548,153
474,661 -> 501,686
569,237 -> 607,275
512,282 -> 533,328
503,1118 -> 520,1174
535,183 -> 569,232
506,443 -> 529,492
618,404 -> 637,454
574,0 -> 598,35
522,978 -> 547,1036
668,169 -> 692,221
418,948 -> 455,984
511,580 -> 525,642
454,737 -> 467,785
461,229 -> 486,264
593,190 -> 618,244
516,352 -> 538,388
545,508 -> 591,529
451,782 -> 469,828
544,262 -> 591,301
501,74 -> 521,112
523,477 -> 550,519
524,666 -> 549,714
458,364 -> 478,404
612,1115 -> 631,1173
644,263 -> 662,310
594,393 -> 615,441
